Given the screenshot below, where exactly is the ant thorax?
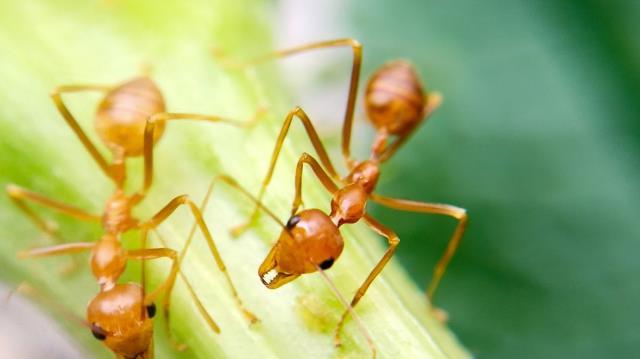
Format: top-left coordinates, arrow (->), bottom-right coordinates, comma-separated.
345,160 -> 380,194
102,190 -> 139,234
91,235 -> 127,290
330,183 -> 368,226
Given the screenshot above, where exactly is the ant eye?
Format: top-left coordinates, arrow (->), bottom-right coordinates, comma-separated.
91,323 -> 107,341
146,303 -> 157,318
286,215 -> 301,229
319,258 -> 334,270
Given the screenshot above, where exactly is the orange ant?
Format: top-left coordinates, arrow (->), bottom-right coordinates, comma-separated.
219,39 -> 468,342
6,73 -> 260,357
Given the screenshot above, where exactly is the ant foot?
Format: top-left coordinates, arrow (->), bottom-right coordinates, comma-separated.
431,306 -> 449,324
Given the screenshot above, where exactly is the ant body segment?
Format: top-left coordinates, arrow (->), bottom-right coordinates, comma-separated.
6,74 -> 259,357
223,39 -> 468,344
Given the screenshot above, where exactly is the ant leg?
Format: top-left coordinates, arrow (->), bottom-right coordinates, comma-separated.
316,267 -> 376,358
335,214 -> 399,346
6,282 -> 92,330
50,84 -> 113,178
231,106 -> 341,237
139,110 -> 266,196
126,247 -> 181,332
137,195 -> 257,324
126,247 -> 178,305
17,242 -> 94,258
180,174 -> 284,266
6,184 -> 99,273
216,39 -> 363,169
152,230 -> 221,341
291,152 -> 339,215
370,194 -> 467,302
191,174 -> 287,243
377,92 -> 443,162
6,185 -> 101,233
128,244 -> 188,351
177,174 -> 289,322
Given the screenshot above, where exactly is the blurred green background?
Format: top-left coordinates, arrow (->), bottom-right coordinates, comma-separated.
1,0 -> 639,358
341,0 -> 640,358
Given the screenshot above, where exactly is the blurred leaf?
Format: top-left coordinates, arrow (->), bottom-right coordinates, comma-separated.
348,0 -> 640,357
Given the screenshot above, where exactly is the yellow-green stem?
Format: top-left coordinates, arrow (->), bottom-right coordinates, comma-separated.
0,0 -> 469,357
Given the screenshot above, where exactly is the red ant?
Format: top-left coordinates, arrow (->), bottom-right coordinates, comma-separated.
6,73 -> 260,357
219,39 -> 468,345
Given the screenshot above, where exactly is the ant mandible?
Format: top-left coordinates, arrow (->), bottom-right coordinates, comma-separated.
6,72 -> 259,357
221,39 -> 468,342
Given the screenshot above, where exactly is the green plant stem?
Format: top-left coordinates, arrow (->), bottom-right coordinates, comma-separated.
0,0 -> 469,357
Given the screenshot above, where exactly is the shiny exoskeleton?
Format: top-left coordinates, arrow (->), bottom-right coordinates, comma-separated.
6,75 -> 258,358
223,39 -> 468,352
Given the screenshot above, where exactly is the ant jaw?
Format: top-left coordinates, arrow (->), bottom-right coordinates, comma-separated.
258,245 -> 299,289
259,267 -> 299,289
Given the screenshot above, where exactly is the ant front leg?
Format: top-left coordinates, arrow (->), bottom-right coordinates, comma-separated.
5,282 -> 93,333
370,194 -> 467,304
232,106 -> 341,237
139,110 -> 266,196
126,247 -> 178,307
50,84 -> 114,179
215,38 -> 363,169
138,194 -> 257,327
126,245 -> 188,351
335,214 -> 399,346
6,184 -> 100,273
191,174 -> 287,241
6,184 -> 101,237
291,152 -> 339,215
17,242 -> 95,259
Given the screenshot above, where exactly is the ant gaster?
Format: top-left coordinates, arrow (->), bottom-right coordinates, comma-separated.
6,72 -> 260,357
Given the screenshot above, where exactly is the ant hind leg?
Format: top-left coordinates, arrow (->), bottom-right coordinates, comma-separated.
370,193 -> 468,322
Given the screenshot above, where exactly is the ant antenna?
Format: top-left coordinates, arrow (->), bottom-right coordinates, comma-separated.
139,62 -> 154,77
315,264 -> 376,359
6,282 -> 92,331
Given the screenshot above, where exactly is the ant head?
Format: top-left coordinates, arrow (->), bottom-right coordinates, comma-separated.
364,60 -> 426,137
95,77 -> 166,157
259,209 -> 344,289
87,283 -> 154,358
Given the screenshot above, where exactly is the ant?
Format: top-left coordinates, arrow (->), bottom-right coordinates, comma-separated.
219,39 -> 468,343
6,72 -> 260,357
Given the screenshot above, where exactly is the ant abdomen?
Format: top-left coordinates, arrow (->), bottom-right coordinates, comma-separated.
96,77 -> 166,156
364,60 -> 426,136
